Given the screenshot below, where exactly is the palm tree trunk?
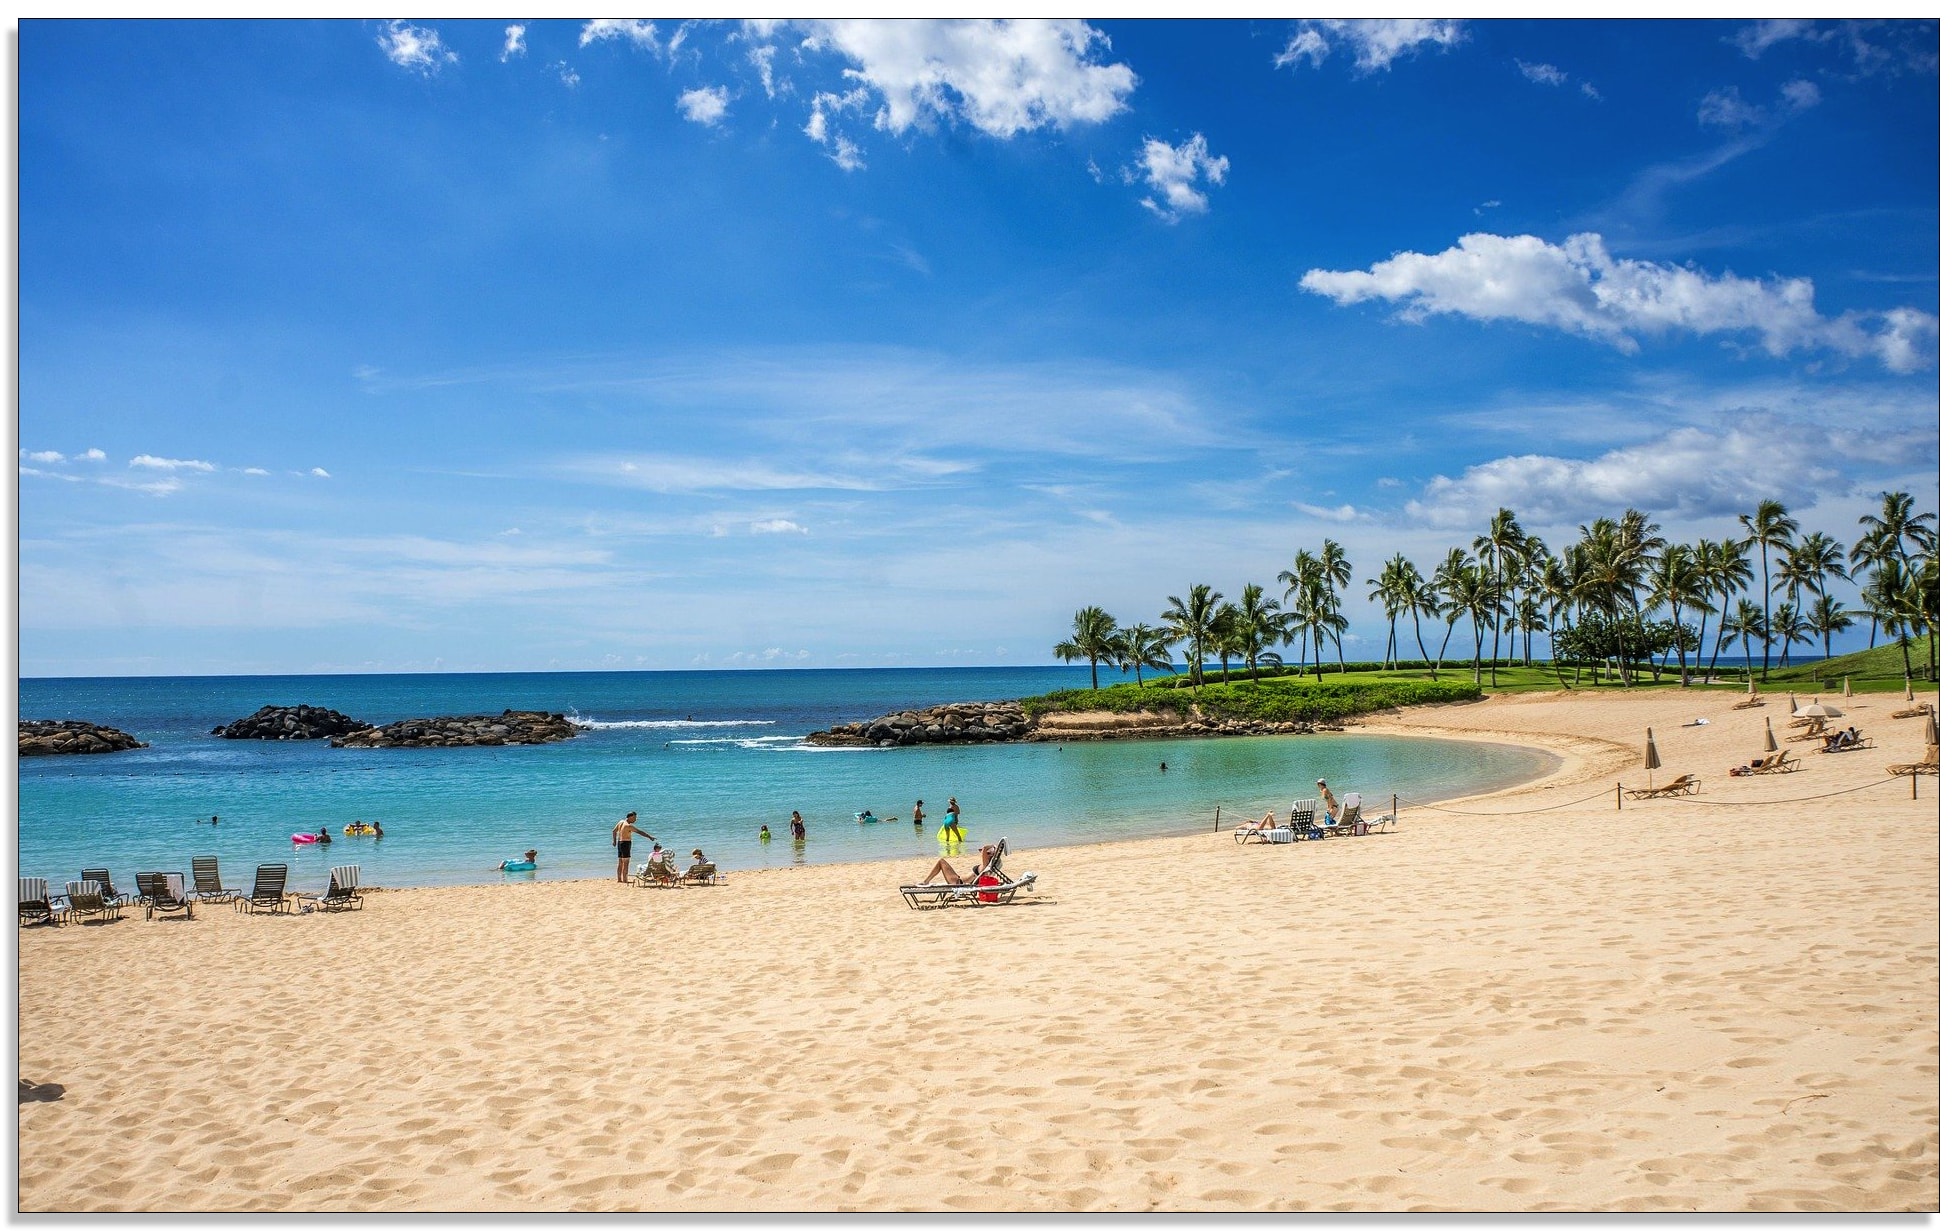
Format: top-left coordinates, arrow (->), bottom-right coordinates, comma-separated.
1435,619 -> 1456,678
1312,632 -> 1323,682
1760,544 -> 1773,681
1411,610 -> 1432,678
1386,614 -> 1398,671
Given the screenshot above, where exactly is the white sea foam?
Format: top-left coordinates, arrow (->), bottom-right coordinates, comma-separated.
572,717 -> 777,730
669,735 -> 808,750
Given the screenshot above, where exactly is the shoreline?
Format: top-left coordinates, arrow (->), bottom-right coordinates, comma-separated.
20,687 -> 1937,1211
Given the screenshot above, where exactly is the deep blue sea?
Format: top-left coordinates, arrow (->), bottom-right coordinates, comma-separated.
17,667 -> 1557,891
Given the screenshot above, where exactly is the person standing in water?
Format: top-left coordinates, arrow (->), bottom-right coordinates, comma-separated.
912,799 -> 926,827
790,811 -> 807,840
941,797 -> 964,841
613,811 -> 653,883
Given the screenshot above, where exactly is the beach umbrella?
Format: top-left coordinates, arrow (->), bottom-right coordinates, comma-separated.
1747,678 -> 1758,697
1788,692 -> 1799,713
1905,678 -> 1915,702
1927,711 -> 1939,748
1842,677 -> 1853,698
1764,716 -> 1777,753
1644,727 -> 1661,788
1796,703 -> 1843,720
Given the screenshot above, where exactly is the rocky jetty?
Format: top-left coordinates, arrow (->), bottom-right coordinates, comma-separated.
213,704 -> 373,741
330,709 -> 580,749
19,720 -> 147,756
806,702 -> 1034,747
808,703 -> 1321,747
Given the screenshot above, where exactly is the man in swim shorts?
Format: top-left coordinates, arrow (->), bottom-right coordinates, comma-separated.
613,811 -> 653,883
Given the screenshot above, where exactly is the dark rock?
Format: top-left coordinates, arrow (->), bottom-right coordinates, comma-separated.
19,720 -> 146,756
215,704 -> 372,741
331,709 -> 580,749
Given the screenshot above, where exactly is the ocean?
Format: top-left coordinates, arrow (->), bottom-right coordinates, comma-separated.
18,667 -> 1558,890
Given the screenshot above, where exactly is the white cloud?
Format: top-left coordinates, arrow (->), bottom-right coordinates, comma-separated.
376,20 -> 456,75
580,20 -> 661,51
1275,20 -> 1465,73
798,19 -> 1136,141
750,518 -> 809,535
1516,59 -> 1566,86
1734,19 -> 1814,58
575,456 -> 886,494
19,466 -> 81,483
1293,501 -> 1361,523
130,454 -> 216,472
1697,85 -> 1767,130
25,450 -> 65,464
1300,231 -> 1939,372
501,23 -> 526,61
1402,414 -> 1927,529
1781,78 -> 1822,110
311,467 -> 332,478
81,448 -> 106,462
551,60 -> 580,88
99,475 -> 184,496
748,45 -> 779,98
1580,81 -> 1603,101
805,89 -> 869,169
677,85 -> 731,126
240,467 -> 270,476
1132,134 -> 1228,221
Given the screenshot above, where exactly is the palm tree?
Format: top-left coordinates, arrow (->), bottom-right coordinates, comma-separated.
1161,584 -> 1221,690
1113,623 -> 1174,686
1316,539 -> 1353,672
1516,534 -> 1549,663
1236,583 -> 1283,683
1397,559 -> 1439,676
1866,557 -> 1928,682
1431,549 -> 1472,677
1808,594 -> 1854,660
1645,543 -> 1709,686
1770,601 -> 1812,669
1698,538 -> 1753,682
1052,606 -> 1119,690
1721,599 -> 1768,679
1739,500 -> 1798,681
1537,551 -> 1578,690
1278,551 -> 1327,680
1853,490 -> 1938,649
1459,564 -> 1503,687
1366,560 -> 1404,670
1211,602 -> 1242,682
1473,507 -> 1524,683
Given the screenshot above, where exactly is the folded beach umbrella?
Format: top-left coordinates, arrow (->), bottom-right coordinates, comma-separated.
1747,678 -> 1758,696
1842,677 -> 1853,698
1789,692 -> 1799,713
1764,716 -> 1777,753
1905,678 -> 1915,702
1644,727 -> 1660,788
1927,711 -> 1939,748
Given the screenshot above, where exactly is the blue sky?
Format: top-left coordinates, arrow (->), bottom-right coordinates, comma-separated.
18,18 -> 1941,676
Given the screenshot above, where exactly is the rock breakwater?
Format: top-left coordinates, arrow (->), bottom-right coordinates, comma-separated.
19,720 -> 148,756
330,710 -> 580,749
213,704 -> 373,741
806,702 -> 1321,746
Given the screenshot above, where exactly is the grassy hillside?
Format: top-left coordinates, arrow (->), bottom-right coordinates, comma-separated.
1762,640 -> 1934,688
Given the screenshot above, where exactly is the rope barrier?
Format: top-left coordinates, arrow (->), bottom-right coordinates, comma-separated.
1395,785 -> 1623,817
1668,777 -> 1915,807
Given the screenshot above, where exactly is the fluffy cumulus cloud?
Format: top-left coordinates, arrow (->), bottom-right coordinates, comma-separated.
1299,232 -> 1938,373
1274,19 -> 1465,73
501,24 -> 526,61
798,20 -> 1136,143
1403,415 -> 1927,528
1131,134 -> 1229,221
25,449 -> 65,464
81,448 -> 106,461
677,86 -> 731,126
580,20 -> 662,51
376,20 -> 456,74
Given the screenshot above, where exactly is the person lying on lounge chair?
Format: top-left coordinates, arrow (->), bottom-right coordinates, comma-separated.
918,843 -> 1000,886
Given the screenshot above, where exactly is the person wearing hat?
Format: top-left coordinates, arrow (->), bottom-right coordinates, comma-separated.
1317,778 -> 1338,820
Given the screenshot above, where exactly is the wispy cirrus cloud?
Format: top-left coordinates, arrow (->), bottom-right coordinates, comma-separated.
1300,231 -> 1938,372
1274,19 -> 1465,73
130,454 -> 216,472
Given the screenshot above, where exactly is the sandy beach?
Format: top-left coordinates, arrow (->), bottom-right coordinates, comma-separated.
18,687 -> 1938,1211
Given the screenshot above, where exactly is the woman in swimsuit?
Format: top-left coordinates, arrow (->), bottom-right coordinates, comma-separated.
790,811 -> 806,840
612,811 -> 654,883
918,844 -> 998,886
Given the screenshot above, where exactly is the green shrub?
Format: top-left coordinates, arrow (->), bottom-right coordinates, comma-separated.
1021,675 -> 1481,724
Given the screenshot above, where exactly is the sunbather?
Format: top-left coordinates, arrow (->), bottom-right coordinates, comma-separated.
918,844 -> 1000,886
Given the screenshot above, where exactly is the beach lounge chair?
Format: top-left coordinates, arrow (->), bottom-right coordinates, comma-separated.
236,864 -> 291,915
1234,814 -> 1285,844
1287,802 -> 1322,840
19,878 -> 65,927
81,867 -> 131,909
189,856 -> 238,903
899,839 -> 1038,909
1625,774 -> 1701,800
634,859 -> 683,888
1887,747 -> 1939,777
1891,703 -> 1933,720
312,865 -> 364,912
1820,732 -> 1873,754
680,862 -> 726,885
1735,748 -> 1800,775
135,871 -> 195,920
1730,694 -> 1764,709
64,879 -> 122,924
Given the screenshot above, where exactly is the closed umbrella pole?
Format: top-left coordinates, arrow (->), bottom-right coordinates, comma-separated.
1644,727 -> 1661,788
1843,676 -> 1853,698
1789,692 -> 1799,714
1764,716 -> 1777,753
1927,711 -> 1939,748
1905,678 -> 1915,702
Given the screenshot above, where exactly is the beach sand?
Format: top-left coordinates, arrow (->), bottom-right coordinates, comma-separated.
18,687 -> 1938,1211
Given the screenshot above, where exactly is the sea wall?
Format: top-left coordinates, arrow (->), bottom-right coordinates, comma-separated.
806,702 -> 1317,746
330,710 -> 579,749
213,704 -> 373,741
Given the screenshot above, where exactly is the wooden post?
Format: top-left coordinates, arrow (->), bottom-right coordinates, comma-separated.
1911,771 -> 1918,801
1391,792 -> 1398,820
1616,782 -> 1622,811
1214,805 -> 1221,832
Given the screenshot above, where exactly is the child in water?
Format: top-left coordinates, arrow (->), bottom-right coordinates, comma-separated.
759,824 -> 771,841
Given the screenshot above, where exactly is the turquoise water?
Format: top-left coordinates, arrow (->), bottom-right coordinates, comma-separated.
17,668 -> 1557,890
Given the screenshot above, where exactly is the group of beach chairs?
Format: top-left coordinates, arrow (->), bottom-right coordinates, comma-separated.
1235,794 -> 1396,844
629,856 -> 726,889
19,859 -> 364,927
